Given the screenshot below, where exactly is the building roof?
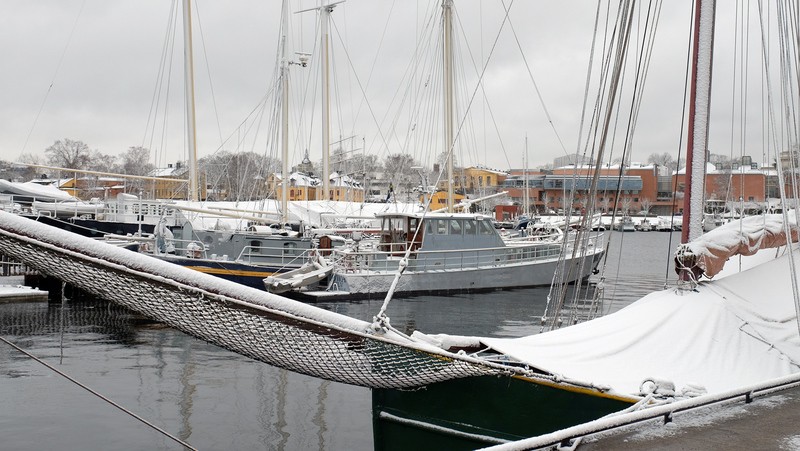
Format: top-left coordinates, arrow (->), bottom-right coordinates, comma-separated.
466,165 -> 509,176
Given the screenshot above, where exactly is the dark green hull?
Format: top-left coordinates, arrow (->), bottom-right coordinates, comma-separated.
373,374 -> 636,450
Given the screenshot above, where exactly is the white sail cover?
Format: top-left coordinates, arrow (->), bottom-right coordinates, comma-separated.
0,180 -> 76,201
482,246 -> 800,396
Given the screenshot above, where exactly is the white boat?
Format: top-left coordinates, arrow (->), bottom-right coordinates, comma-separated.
636,218 -> 653,231
614,215 -> 636,232
269,211 -> 605,297
0,179 -> 75,202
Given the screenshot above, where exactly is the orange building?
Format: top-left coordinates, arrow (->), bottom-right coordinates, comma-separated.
673,163 -> 767,208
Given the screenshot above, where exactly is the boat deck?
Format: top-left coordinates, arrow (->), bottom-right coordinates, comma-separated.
578,385 -> 800,450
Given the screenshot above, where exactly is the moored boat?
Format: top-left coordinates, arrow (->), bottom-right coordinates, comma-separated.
266,211 -> 605,297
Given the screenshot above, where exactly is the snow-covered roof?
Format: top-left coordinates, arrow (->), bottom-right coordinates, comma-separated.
554,162 -> 655,170
466,165 -> 509,176
149,166 -> 188,178
676,163 -> 765,175
329,172 -> 363,189
273,171 -> 364,189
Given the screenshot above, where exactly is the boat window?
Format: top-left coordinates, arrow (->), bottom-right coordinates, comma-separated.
250,240 -> 260,254
464,220 -> 476,235
436,220 -> 447,235
283,241 -> 297,256
448,220 -> 462,235
478,220 -> 494,235
426,220 -> 434,234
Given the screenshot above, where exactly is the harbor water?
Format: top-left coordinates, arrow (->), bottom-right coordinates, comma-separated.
0,231 -> 681,450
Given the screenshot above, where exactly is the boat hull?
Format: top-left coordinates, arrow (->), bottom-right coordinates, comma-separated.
156,255 -> 290,290
329,248 -> 604,297
372,374 -> 635,450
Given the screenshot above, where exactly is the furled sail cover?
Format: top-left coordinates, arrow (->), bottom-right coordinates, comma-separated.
675,214 -> 799,279
482,244 -> 800,396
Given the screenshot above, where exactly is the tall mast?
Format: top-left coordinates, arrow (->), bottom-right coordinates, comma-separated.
681,0 -> 716,243
524,135 -> 529,217
280,0 -> 290,224
182,0 -> 199,202
443,0 -> 454,212
321,4 -> 332,201
296,1 -> 342,202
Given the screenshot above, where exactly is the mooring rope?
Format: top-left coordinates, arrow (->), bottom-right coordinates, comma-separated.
0,336 -> 197,451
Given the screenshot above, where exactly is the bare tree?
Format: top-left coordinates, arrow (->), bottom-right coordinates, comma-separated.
384,153 -> 419,183
120,146 -> 156,195
640,197 -> 652,215
435,151 -> 458,170
620,197 -> 633,214
45,139 -> 91,169
16,153 -> 43,180
599,196 -> 611,213
200,151 -> 280,201
647,152 -> 678,171
88,150 -> 116,173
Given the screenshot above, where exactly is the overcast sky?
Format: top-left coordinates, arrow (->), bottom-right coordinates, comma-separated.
0,1 -> 785,172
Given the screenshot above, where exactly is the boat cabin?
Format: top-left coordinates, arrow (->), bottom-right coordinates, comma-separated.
376,212 -> 504,256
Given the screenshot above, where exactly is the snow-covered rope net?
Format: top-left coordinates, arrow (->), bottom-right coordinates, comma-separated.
0,210 -> 533,389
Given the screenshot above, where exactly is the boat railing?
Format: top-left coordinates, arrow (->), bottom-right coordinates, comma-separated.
330,235 -> 602,274
32,199 -> 106,218
236,244 -> 315,267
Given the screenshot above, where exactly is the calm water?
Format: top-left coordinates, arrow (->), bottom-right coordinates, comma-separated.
0,231 -> 681,450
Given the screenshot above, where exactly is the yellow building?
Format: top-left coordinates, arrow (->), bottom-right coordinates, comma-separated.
426,190 -> 465,209
268,172 -> 320,201
462,166 -> 508,192
270,171 -> 364,202
147,163 -> 207,200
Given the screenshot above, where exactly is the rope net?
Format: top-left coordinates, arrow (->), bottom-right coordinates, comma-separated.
0,211 -> 524,389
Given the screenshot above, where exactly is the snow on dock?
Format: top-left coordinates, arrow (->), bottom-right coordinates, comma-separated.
0,277 -> 47,302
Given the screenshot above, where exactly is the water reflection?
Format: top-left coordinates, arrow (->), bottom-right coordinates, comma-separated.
0,299 -> 372,450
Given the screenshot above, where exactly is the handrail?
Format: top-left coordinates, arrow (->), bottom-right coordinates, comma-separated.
330,234 -> 603,274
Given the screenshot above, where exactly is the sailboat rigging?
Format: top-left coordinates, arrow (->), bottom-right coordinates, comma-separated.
0,1 -> 799,449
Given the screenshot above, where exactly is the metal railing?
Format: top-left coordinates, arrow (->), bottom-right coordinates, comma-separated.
330,234 -> 603,274
1,255 -> 30,276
